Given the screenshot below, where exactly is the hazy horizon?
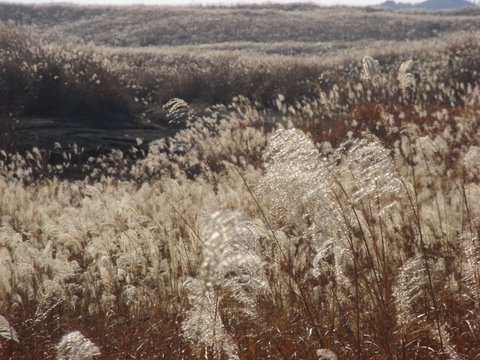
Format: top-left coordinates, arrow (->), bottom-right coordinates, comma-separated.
0,0 -> 427,7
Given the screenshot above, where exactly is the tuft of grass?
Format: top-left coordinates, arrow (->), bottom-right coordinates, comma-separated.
0,24 -> 134,124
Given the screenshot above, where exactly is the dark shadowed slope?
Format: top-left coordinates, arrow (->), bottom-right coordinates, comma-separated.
419,0 -> 478,9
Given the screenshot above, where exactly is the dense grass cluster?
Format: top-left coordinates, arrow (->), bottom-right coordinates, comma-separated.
0,24 -> 132,122
1,19 -> 479,124
1,24 -> 479,359
1,2 -> 479,125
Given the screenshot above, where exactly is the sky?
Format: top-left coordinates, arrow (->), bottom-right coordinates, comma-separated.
0,0 -> 426,6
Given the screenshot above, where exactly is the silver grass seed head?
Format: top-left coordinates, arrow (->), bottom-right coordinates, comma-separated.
199,212 -> 238,288
393,255 -> 446,331
393,255 -> 428,329
56,331 -> 100,360
34,280 -> 66,324
317,348 -> 338,360
361,56 -> 380,82
0,314 -> 19,343
182,278 -> 240,360
258,128 -> 341,235
337,135 -> 401,214
398,59 -> 419,93
464,146 -> 480,180
199,213 -> 265,291
460,234 -> 480,302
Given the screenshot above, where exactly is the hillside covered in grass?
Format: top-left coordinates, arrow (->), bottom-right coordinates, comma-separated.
0,19 -> 479,123
1,3 -> 479,126
1,3 -> 480,46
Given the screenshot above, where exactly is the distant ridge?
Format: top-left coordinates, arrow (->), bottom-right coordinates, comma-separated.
380,0 -> 478,10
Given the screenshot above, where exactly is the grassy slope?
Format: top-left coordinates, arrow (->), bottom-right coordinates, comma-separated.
0,3 -> 479,139
1,3 -> 480,46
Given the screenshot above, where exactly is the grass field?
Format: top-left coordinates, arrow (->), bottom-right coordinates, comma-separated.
0,3 -> 480,359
